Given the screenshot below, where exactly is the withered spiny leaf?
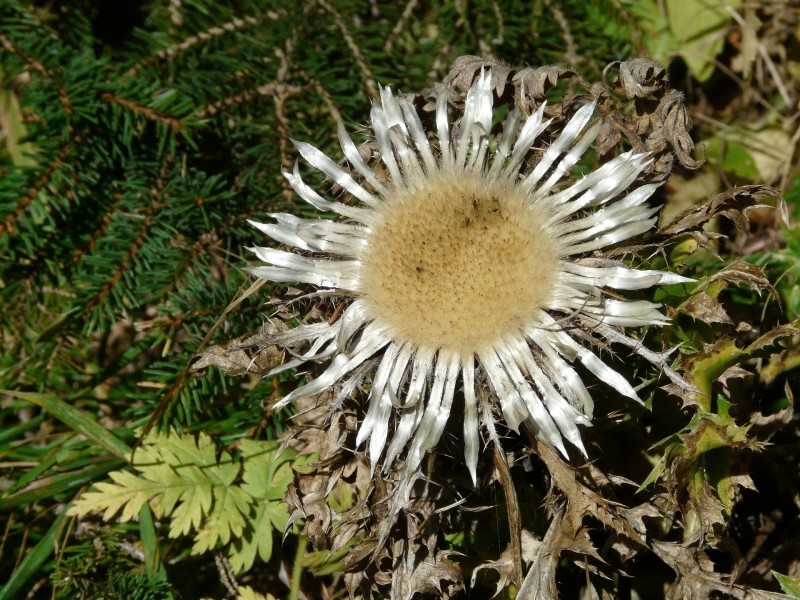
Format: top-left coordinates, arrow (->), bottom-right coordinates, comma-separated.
189,321 -> 290,377
284,411 -> 356,548
652,540 -> 792,600
596,118 -> 623,157
709,260 -> 775,295
615,58 -> 669,99
513,65 -> 577,108
471,530 -> 542,597
444,55 -> 512,96
656,90 -> 703,170
189,340 -> 283,377
682,291 -> 734,325
659,185 -> 783,242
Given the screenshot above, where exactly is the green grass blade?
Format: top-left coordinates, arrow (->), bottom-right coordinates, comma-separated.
0,504 -> 69,600
1,390 -> 131,459
0,460 -> 124,510
0,413 -> 46,445
139,504 -> 166,579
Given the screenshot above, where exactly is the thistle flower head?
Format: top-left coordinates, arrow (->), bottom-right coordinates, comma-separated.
247,70 -> 690,486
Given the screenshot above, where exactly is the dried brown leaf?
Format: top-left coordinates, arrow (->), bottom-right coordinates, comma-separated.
604,59 -> 701,176
718,364 -> 753,388
596,119 -> 622,157
516,502 -> 609,599
283,410 -> 368,550
515,510 -> 564,600
338,453 -> 465,597
445,55 -> 512,96
514,442 -> 645,597
491,444 -> 522,586
513,65 -> 577,106
682,291 -> 733,325
188,336 -> 283,377
686,477 -> 727,541
709,261 -> 775,295
656,90 -> 702,170
390,549 -> 463,600
652,541 -> 794,600
659,185 -> 782,244
284,447 -> 340,545
616,58 -> 669,99
744,324 -> 799,355
471,530 -> 542,598
619,498 -> 674,539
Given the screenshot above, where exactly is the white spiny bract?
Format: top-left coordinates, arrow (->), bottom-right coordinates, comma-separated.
247,70 -> 690,485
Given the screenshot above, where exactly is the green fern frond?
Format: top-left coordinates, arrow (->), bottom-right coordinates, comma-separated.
68,430 -> 312,572
235,586 -> 276,600
226,439 -> 317,572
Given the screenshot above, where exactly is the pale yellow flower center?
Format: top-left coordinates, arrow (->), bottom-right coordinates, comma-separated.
360,171 -> 561,355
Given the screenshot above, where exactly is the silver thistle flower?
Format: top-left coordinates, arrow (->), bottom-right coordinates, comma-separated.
247,70 -> 690,485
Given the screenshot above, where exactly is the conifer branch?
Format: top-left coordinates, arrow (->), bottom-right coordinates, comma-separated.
157,234 -> 220,301
0,34 -> 73,115
86,158 -> 171,311
297,73 -> 341,122
0,142 -> 73,236
136,308 -> 218,332
101,93 -> 183,131
544,0 -> 579,66
124,15 -> 262,79
314,0 -> 378,100
71,194 -> 121,265
0,34 -> 49,76
383,0 -> 418,51
196,82 -> 303,118
273,90 -> 292,172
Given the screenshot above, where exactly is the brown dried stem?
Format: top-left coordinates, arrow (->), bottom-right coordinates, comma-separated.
492,443 -> 523,588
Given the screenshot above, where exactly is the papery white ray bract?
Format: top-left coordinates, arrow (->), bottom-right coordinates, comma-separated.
247,71 -> 690,485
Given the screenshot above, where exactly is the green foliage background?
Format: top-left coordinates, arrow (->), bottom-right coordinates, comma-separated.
1,1 -> 798,598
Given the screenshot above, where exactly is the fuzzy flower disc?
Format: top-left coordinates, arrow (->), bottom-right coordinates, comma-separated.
247,71 -> 690,485
361,171 -> 560,355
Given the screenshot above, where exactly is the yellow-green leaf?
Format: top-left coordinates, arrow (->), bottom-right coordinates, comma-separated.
240,439 -> 298,501
665,0 -> 741,82
236,586 -> 276,600
228,502 -> 284,574
192,484 -> 253,553
774,571 -> 800,598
